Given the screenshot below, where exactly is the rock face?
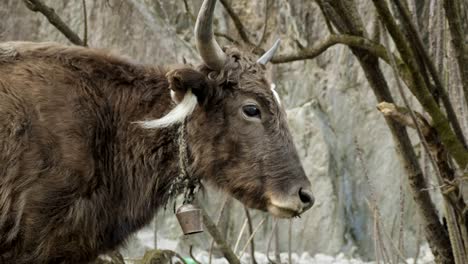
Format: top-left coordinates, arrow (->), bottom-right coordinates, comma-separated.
1,0 -> 424,260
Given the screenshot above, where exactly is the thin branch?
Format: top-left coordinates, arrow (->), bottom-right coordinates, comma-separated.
397,168 -> 406,261
355,141 -> 408,264
265,220 -> 279,264
238,217 -> 266,259
189,245 -> 201,264
173,252 -> 189,264
318,0 -> 349,34
218,0 -> 254,46
315,0 -> 335,34
233,219 -> 248,253
271,34 -> 390,64
199,202 -> 240,264
288,220 -> 292,264
82,0 -> 88,46
244,208 -> 257,264
443,0 -> 468,105
208,196 -> 229,264
372,0 -> 468,173
274,222 -> 280,263
255,0 -> 269,49
393,0 -> 467,150
23,0 -> 84,46
214,32 -> 240,45
182,0 -> 195,21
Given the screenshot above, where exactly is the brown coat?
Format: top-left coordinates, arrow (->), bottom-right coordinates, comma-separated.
0,42 -> 312,263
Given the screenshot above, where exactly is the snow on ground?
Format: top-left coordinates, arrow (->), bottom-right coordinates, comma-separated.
124,230 -> 435,263
193,245 -> 434,264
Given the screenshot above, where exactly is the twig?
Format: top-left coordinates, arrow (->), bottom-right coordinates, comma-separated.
318,0 -> 348,33
174,252 -> 188,264
265,220 -> 279,264
288,219 -> 292,264
218,0 -> 254,46
244,208 -> 257,264
23,0 -> 84,46
182,0 -> 195,21
233,219 -> 248,253
413,223 -> 422,264
397,165 -> 406,262
82,0 -> 88,46
208,196 -> 229,264
189,245 -> 201,264
355,141 -> 387,263
255,0 -> 269,49
380,214 -> 410,264
238,217 -> 266,259
199,202 -> 240,264
356,142 -> 408,264
214,32 -> 240,45
153,218 -> 157,249
315,0 -> 335,34
443,0 -> 468,105
274,221 -> 280,263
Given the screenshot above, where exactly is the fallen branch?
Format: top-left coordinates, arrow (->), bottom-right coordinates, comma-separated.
200,203 -> 240,264
23,0 -> 84,46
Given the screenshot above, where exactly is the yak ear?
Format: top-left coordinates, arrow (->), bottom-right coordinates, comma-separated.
166,68 -> 212,105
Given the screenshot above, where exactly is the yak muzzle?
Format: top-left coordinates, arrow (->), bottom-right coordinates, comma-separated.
268,185 -> 314,218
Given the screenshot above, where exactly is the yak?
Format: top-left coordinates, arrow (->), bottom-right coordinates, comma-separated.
0,0 -> 314,263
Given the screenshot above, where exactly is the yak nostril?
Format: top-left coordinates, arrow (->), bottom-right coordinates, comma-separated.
298,188 -> 314,210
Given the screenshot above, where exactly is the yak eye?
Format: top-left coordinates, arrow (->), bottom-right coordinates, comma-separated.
243,105 -> 261,118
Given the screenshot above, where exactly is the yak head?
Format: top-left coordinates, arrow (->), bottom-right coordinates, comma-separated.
141,0 -> 313,218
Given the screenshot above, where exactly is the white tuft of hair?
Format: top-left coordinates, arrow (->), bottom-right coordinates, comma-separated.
271,83 -> 281,106
138,90 -> 198,129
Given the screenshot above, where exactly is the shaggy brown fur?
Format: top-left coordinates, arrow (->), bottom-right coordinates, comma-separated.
0,42 -> 311,263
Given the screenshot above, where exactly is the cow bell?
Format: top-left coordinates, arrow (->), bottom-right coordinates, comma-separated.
175,204 -> 203,235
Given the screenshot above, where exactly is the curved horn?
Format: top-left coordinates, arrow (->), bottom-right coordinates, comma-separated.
257,39 -> 281,65
194,0 -> 227,70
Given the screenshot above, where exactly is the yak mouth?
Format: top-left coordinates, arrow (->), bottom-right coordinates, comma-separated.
267,204 -> 302,218
267,201 -> 306,218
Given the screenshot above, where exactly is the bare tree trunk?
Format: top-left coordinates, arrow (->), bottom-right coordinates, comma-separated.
318,0 -> 454,262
